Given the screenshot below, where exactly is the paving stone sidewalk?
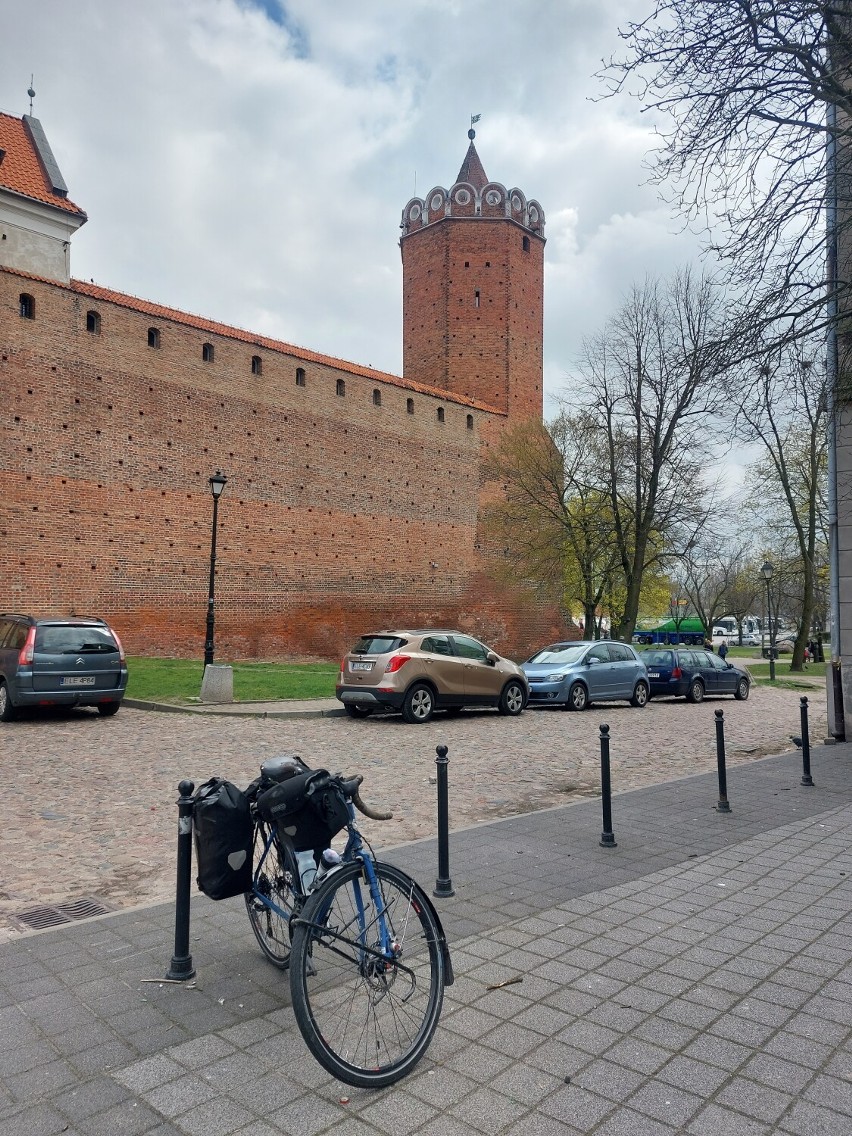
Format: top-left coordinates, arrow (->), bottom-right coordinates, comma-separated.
1,744 -> 851,1135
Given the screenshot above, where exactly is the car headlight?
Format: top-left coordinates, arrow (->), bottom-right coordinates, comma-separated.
547,673 -> 564,682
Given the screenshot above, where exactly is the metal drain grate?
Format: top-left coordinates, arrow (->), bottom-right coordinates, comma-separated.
15,898 -> 112,931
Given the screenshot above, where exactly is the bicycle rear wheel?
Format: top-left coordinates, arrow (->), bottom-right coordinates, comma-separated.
289,860 -> 445,1088
244,820 -> 298,968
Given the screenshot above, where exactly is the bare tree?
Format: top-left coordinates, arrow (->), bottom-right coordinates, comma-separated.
578,269 -> 728,640
734,346 -> 828,667
675,542 -> 755,637
600,2 -> 852,343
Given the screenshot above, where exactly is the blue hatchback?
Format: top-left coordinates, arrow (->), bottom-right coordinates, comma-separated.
641,647 -> 750,703
522,640 -> 649,711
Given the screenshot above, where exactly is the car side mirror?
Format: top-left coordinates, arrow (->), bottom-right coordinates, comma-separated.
486,652 -> 498,666
586,656 -> 598,665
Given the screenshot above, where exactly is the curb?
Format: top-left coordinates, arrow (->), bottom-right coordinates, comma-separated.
122,698 -> 346,719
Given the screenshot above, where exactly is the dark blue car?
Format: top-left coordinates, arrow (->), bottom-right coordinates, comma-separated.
640,647 -> 750,703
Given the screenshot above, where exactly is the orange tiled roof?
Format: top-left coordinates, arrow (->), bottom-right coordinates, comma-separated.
0,112 -> 86,217
1,264 -> 501,413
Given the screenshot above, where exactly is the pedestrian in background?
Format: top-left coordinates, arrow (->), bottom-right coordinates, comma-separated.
718,639 -> 729,662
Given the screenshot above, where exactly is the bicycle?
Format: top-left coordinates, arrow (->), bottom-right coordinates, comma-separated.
243,755 -> 453,1088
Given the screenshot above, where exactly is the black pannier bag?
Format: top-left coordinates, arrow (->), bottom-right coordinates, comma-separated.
256,768 -> 350,854
193,778 -> 253,900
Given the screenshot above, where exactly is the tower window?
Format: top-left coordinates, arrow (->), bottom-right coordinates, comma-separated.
336,379 -> 346,397
147,327 -> 160,348
19,293 -> 35,319
522,236 -> 530,252
202,342 -> 214,363
406,397 -> 414,414
86,310 -> 101,334
296,367 -> 306,387
437,407 -> 445,423
464,261 -> 470,268
466,414 -> 474,430
372,389 -> 381,407
251,355 -> 262,375
474,290 -> 480,308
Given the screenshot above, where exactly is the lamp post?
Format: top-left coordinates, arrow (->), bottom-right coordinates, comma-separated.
761,561 -> 776,682
204,471 -> 228,667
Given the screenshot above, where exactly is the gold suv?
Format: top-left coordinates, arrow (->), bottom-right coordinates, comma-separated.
336,630 -> 529,723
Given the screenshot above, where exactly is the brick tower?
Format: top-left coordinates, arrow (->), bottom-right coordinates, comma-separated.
399,129 -> 545,420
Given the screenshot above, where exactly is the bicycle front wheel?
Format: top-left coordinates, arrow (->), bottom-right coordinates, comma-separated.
244,820 -> 298,969
289,860 -> 445,1087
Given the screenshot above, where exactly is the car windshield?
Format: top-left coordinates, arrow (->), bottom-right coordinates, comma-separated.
526,644 -> 587,665
36,626 -> 117,654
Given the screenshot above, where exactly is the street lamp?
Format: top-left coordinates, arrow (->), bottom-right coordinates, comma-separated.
204,471 -> 228,666
761,561 -> 776,681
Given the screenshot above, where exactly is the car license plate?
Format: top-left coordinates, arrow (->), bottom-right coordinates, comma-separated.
648,672 -> 660,679
351,661 -> 373,672
60,676 -> 96,686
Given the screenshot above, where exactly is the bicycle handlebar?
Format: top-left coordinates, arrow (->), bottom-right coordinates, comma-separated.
339,774 -> 393,821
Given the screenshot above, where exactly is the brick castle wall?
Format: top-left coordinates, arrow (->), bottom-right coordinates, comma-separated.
1,270 -> 564,660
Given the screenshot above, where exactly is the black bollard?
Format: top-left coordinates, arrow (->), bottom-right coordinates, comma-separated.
433,745 -> 455,897
800,696 -> 815,787
714,709 -> 732,813
166,779 -> 197,981
599,724 -> 617,847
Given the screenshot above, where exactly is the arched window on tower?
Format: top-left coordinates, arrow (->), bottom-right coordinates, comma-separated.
406,398 -> 414,415
251,355 -> 262,376
148,327 -> 160,348
437,407 -> 445,423
86,310 -> 101,334
296,367 -> 306,387
522,235 -> 530,253
372,389 -> 381,407
466,414 -> 474,430
202,342 -> 214,363
336,379 -> 346,397
19,293 -> 35,319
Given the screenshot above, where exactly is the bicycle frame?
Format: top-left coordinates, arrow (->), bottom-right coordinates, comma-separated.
250,798 -> 396,964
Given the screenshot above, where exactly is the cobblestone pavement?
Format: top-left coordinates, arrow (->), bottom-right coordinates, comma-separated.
0,681 -> 826,941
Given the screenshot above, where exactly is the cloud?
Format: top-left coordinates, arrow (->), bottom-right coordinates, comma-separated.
3,0 -> 692,396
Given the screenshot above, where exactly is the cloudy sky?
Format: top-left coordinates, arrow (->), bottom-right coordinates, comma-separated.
2,0 -> 706,410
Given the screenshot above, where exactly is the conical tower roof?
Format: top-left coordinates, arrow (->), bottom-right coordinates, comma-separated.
455,132 -> 488,190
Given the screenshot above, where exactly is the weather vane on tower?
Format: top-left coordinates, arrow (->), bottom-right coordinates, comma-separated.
27,76 -> 35,115
469,113 -> 481,140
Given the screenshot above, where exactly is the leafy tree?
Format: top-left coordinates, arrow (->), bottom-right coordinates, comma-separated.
484,414 -> 621,636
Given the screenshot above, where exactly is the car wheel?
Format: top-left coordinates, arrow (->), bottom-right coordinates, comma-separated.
97,702 -> 121,717
687,679 -> 705,704
498,680 -> 525,716
401,683 -> 435,724
631,680 -> 649,708
344,704 -> 373,719
567,682 -> 588,711
734,677 -> 750,701
0,681 -> 15,722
